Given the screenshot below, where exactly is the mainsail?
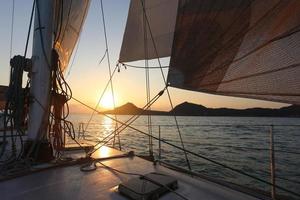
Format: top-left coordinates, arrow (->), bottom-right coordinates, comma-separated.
120,0 -> 300,105
53,0 -> 90,72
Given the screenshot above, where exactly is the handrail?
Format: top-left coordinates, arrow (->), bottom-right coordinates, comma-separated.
75,122 -> 300,127
73,123 -> 300,199
75,123 -> 300,154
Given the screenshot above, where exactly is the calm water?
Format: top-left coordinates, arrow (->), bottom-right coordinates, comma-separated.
68,114 -> 300,198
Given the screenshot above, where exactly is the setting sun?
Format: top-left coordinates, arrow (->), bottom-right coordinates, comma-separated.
100,92 -> 116,110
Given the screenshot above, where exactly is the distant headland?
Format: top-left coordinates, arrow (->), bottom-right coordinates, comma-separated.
102,102 -> 300,117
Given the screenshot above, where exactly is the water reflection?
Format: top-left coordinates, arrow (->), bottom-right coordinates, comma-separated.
67,114 -> 300,197
99,115 -> 116,141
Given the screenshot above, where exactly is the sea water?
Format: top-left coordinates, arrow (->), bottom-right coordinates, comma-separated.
68,114 -> 300,198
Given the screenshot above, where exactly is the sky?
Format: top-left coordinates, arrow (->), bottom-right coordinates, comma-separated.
0,0 -> 288,113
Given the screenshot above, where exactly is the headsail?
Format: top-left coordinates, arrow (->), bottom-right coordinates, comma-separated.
121,0 -> 300,105
119,0 -> 178,62
168,0 -> 300,105
53,0 -> 90,72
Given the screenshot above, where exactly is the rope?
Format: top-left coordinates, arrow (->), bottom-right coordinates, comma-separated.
1,56 -> 27,164
82,1 -> 118,146
27,1 -> 87,158
0,0 -> 36,166
24,0 -> 35,58
142,1 -> 153,157
98,49 -> 107,65
87,88 -> 166,155
33,95 -> 87,157
82,66 -> 118,134
138,0 -> 191,170
35,0 -> 51,69
9,0 -> 15,59
99,0 -> 121,150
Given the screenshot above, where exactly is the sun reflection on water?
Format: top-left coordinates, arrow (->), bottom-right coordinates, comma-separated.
98,115 -> 115,140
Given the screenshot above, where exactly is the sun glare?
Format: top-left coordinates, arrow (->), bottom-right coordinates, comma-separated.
100,93 -> 116,109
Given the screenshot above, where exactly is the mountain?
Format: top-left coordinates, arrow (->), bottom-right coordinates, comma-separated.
102,103 -> 167,115
103,102 -> 300,117
106,102 -> 143,115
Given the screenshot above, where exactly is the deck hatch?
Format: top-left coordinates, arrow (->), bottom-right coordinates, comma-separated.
118,172 -> 178,200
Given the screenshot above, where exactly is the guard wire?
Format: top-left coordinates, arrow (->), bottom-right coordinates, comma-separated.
71,95 -> 300,198
138,0 -> 191,171
88,87 -> 166,156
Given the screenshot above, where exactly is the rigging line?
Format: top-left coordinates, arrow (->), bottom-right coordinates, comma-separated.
82,3 -> 119,136
69,95 -> 300,198
99,0 -> 121,150
34,0 -> 76,156
88,88 -> 165,155
86,88 -> 166,152
61,123 -> 300,128
98,49 -> 107,65
100,0 -> 116,111
139,0 -> 191,170
24,0 -> 35,58
122,135 -> 300,197
32,96 -> 87,154
251,171 -> 300,186
1,0 -> 33,162
9,0 -> 15,59
142,0 -> 153,157
35,0 -> 52,69
83,66 -> 118,134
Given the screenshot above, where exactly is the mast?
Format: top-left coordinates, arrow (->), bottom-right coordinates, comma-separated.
28,0 -> 54,141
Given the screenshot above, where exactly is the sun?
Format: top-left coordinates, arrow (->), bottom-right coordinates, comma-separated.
100,92 -> 116,109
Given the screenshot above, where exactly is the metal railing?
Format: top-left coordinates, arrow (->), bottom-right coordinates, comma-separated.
75,122 -> 300,199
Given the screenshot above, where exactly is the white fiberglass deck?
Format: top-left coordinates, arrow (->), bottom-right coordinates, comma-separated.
0,146 -> 261,200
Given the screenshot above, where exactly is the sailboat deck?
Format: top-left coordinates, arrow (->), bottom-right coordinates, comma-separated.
0,146 -> 263,200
